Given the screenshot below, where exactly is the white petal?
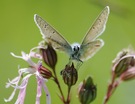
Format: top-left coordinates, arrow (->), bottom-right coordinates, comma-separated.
40,78 -> 51,104
19,67 -> 36,74
10,52 -> 23,59
36,78 -> 42,104
29,51 -> 42,59
4,88 -> 17,102
6,76 -> 20,88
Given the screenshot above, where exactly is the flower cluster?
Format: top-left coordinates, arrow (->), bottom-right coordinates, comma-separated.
103,47 -> 135,104
5,51 -> 51,104
5,40 -> 97,104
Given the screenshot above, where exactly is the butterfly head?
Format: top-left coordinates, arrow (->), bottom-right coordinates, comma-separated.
70,43 -> 81,61
71,43 -> 80,53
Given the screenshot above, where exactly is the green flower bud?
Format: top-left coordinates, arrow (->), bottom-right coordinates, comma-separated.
113,56 -> 135,77
112,47 -> 135,77
78,76 -> 97,104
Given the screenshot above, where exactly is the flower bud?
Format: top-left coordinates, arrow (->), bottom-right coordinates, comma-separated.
112,49 -> 128,65
40,44 -> 57,69
120,67 -> 135,81
38,65 -> 53,79
78,76 -> 97,104
113,56 -> 135,77
62,63 -> 78,87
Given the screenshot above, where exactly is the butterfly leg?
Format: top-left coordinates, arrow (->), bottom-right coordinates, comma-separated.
76,61 -> 83,70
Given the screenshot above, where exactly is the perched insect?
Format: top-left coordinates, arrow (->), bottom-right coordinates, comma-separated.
34,6 -> 110,62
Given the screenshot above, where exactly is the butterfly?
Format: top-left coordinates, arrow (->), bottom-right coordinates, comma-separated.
34,6 -> 110,62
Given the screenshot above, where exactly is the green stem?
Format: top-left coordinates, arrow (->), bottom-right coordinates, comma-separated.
66,86 -> 71,104
53,69 -> 66,103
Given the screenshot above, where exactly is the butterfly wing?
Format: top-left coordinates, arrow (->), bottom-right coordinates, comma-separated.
79,39 -> 104,61
34,14 -> 72,54
79,6 -> 110,61
81,6 -> 110,45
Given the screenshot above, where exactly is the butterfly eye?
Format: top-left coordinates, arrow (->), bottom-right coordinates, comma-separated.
73,47 -> 76,51
73,46 -> 80,52
72,46 -> 75,51
77,46 -> 80,51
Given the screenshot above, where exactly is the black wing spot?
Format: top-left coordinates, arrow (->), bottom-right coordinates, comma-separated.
44,24 -> 47,28
98,19 -> 101,22
92,26 -> 95,29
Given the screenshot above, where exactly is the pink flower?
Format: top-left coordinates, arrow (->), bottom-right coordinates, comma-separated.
4,51 -> 51,104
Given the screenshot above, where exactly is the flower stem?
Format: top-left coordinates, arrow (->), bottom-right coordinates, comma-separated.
53,68 -> 66,103
103,73 -> 119,104
65,86 -> 71,104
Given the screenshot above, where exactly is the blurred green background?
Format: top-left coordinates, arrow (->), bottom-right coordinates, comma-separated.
1,0 -> 135,104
